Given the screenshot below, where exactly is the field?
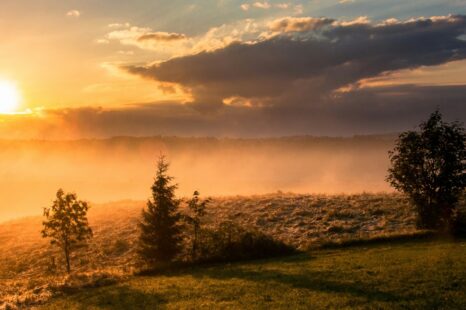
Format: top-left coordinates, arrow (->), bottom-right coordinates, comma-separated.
0,193 -> 419,307
42,239 -> 466,309
1,192 -> 464,308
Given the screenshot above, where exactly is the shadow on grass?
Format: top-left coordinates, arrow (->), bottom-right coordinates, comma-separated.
316,231 -> 438,250
51,236 -> 466,308
57,285 -> 167,309
59,262 -> 405,309
191,267 -> 407,302
310,231 -> 466,252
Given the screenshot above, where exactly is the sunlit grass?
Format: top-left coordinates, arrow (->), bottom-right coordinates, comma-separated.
43,239 -> 466,309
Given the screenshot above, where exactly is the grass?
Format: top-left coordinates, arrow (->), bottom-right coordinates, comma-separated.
42,238 -> 466,309
1,193 -> 463,307
0,193 -> 419,307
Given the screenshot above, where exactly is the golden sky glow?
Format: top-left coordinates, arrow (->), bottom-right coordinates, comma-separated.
0,1 -> 463,113
0,1 -> 465,139
359,59 -> 466,89
0,80 -> 21,114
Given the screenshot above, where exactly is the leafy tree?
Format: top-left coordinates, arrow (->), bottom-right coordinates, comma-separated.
184,191 -> 210,260
387,110 -> 465,231
42,189 -> 93,273
138,156 -> 182,265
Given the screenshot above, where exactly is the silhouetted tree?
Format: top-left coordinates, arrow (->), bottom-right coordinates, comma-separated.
42,189 -> 93,273
387,110 -> 465,231
184,191 -> 210,260
138,156 -> 182,265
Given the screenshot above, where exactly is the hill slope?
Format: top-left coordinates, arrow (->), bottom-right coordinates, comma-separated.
42,239 -> 466,309
0,193 -> 417,307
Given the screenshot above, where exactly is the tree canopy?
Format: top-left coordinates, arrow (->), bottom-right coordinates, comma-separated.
387,110 -> 465,230
42,189 -> 93,273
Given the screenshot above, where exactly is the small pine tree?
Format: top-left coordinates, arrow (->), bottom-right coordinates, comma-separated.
138,156 -> 182,265
184,191 -> 210,260
42,189 -> 93,273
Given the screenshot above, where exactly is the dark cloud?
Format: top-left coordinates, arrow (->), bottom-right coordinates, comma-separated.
269,17 -> 335,32
137,32 -> 187,42
4,15 -> 466,139
2,84 -> 465,139
127,15 -> 466,108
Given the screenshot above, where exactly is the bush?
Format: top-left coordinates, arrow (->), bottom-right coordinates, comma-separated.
194,221 -> 296,263
104,239 -> 130,257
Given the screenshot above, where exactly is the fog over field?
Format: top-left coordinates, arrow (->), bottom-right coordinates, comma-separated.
0,135 -> 395,221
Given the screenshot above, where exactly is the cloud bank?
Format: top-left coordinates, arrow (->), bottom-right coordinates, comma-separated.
127,15 -> 466,109
2,15 -> 466,139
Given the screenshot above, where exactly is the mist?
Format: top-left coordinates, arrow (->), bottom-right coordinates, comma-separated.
0,135 -> 396,221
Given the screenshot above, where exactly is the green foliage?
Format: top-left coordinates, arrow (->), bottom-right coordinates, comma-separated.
138,156 -> 182,265
42,189 -> 93,273
183,191 -> 210,260
387,110 -> 466,231
195,221 -> 295,263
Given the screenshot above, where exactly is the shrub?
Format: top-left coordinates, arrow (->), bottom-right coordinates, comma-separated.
195,221 -> 296,263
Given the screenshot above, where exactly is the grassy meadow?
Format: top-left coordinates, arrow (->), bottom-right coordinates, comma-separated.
0,192 -> 464,308
42,239 -> 466,309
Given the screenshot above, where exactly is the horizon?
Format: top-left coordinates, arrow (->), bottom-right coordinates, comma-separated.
0,135 -> 396,221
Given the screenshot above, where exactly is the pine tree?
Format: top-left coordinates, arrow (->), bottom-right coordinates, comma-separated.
42,189 -> 93,273
138,156 -> 182,265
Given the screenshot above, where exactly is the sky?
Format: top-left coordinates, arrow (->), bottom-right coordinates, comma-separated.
1,0 -> 466,138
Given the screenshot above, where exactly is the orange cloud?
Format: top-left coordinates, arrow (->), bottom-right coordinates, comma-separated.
138,32 -> 187,42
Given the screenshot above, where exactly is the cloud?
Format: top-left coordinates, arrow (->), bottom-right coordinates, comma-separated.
127,15 -> 466,110
117,50 -> 135,55
66,10 -> 80,18
293,4 -> 303,15
104,19 -> 263,57
108,22 -> 131,28
275,3 -> 290,9
137,32 -> 187,42
105,25 -> 189,56
242,2 -> 290,11
253,2 -> 271,9
269,17 -> 334,32
1,84 -> 465,139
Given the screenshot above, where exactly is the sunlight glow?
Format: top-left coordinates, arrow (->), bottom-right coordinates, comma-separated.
0,80 -> 21,114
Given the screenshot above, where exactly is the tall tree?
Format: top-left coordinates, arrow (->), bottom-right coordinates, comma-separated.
42,189 -> 93,273
138,156 -> 182,265
184,191 -> 210,260
387,110 -> 465,230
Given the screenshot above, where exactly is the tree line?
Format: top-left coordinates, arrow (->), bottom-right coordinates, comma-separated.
42,110 -> 465,273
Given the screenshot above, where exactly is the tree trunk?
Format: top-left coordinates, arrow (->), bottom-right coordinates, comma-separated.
64,244 -> 71,273
192,225 -> 198,260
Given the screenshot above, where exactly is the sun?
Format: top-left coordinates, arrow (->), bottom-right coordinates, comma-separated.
0,80 -> 21,114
